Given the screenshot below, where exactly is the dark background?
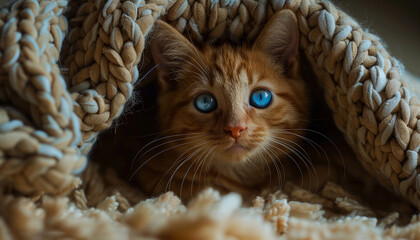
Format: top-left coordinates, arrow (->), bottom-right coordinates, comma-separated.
333,0 -> 420,77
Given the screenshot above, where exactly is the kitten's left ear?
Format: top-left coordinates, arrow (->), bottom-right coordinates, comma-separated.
253,10 -> 300,78
150,20 -> 200,91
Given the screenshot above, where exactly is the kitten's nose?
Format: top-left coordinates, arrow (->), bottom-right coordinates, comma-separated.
224,125 -> 247,139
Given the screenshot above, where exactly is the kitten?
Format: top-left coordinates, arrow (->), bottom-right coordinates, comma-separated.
133,10 -> 312,200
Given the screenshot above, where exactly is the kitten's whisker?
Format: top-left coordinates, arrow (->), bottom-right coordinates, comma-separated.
269,138 -> 319,190
269,138 -> 311,165
191,145 -> 216,197
277,128 -> 344,162
256,148 -> 266,177
266,141 -> 304,189
274,130 -> 322,156
281,131 -> 331,178
258,147 -> 273,186
244,157 -> 259,171
152,147 -> 199,195
180,143 -> 213,199
256,147 -> 272,187
131,127 -> 176,138
132,132 -> 200,157
179,148 -> 204,199
129,138 -> 203,181
189,149 -> 208,197
256,148 -> 270,181
134,134 -> 202,164
269,137 -> 318,189
130,133 -> 202,170
138,64 -> 159,83
203,143 -> 219,176
270,136 -> 311,164
201,144 -> 218,189
270,136 -> 316,187
164,140 -> 211,191
263,146 -> 286,187
167,140 -> 212,196
265,145 -> 284,188
275,128 -> 345,178
152,143 -> 203,196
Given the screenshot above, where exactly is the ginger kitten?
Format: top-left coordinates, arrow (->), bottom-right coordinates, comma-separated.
133,10 -> 311,200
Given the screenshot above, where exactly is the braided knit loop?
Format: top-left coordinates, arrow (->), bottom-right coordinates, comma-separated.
0,0 -> 85,194
0,0 -> 419,209
61,0 -> 173,154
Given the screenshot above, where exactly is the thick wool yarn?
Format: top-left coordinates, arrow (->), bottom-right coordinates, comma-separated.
0,0 -> 420,239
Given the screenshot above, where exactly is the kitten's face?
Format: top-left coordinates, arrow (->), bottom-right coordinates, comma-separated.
151,10 -> 307,168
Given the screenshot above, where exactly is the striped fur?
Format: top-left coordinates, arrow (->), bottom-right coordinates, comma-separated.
136,11 -> 310,200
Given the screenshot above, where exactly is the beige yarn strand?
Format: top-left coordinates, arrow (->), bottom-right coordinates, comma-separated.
0,0 -> 85,195
62,0 -> 174,155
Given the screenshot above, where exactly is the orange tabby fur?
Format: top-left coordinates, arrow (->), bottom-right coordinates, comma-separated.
134,10 -> 312,200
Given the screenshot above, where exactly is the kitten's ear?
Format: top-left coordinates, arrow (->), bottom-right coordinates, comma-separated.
253,10 -> 300,78
150,20 -> 199,90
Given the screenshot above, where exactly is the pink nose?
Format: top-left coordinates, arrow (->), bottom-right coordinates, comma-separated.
224,125 -> 247,139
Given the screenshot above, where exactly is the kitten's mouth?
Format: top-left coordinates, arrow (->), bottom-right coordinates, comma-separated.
224,143 -> 249,152
221,142 -> 252,163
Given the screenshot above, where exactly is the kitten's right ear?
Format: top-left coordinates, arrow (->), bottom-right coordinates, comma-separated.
150,20 -> 198,91
253,10 -> 300,78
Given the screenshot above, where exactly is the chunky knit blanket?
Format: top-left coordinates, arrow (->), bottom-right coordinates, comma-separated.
1,0 -> 420,239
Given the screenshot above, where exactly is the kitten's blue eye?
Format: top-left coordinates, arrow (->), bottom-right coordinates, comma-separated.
194,93 -> 217,113
250,89 -> 272,109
